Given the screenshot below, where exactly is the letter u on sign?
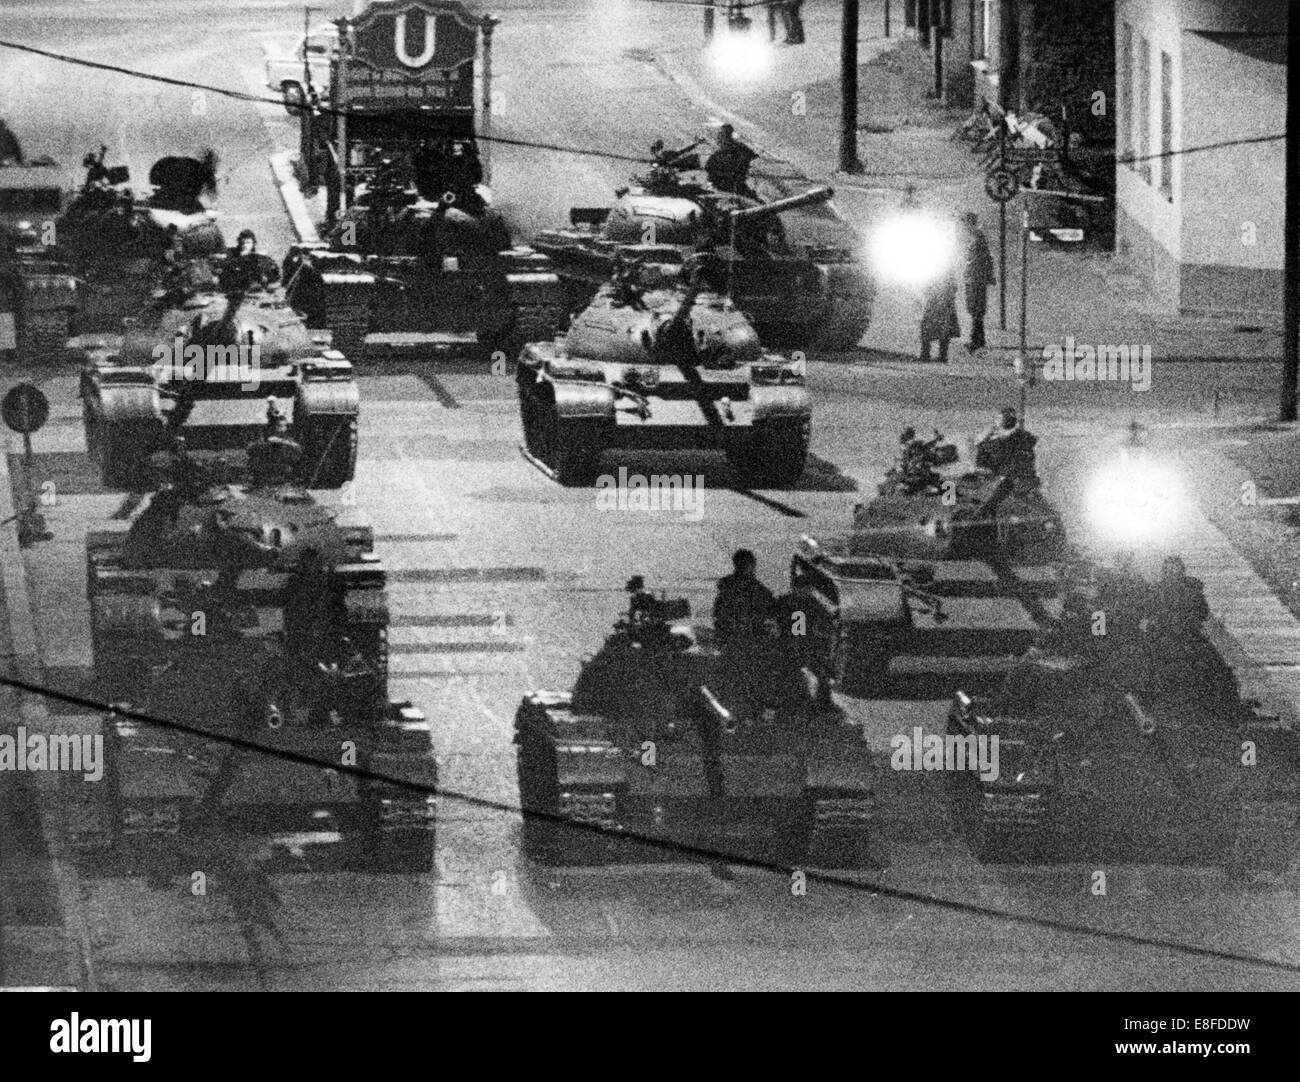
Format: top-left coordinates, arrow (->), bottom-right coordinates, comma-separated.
395,11 -> 437,68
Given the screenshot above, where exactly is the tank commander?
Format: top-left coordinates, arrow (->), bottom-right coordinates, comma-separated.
705,124 -> 758,198
247,398 -> 303,488
1093,550 -> 1150,647
976,407 -> 1040,490
609,256 -> 648,310
712,548 -> 775,646
220,229 -> 279,294
1150,555 -> 1208,641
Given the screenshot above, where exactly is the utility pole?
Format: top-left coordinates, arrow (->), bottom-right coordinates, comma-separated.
840,0 -> 863,173
480,15 -> 500,186
931,0 -> 944,101
1282,1 -> 1299,420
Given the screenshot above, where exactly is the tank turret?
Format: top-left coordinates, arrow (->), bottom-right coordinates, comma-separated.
538,168 -> 875,350
850,424 -> 1065,564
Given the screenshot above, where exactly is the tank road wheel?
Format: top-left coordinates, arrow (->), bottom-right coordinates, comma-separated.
528,391 -> 605,486
298,415 -> 358,488
727,416 -> 811,488
17,307 -> 72,366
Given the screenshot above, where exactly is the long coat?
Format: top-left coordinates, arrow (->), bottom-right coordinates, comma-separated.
921,272 -> 960,341
964,231 -> 996,293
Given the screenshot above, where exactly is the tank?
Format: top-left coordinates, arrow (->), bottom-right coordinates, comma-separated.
57,147 -> 226,334
515,233 -> 814,487
946,560 -> 1300,874
0,155 -> 77,364
514,582 -> 881,867
796,427 -> 1067,696
69,451 -> 437,873
851,428 -> 1066,564
79,262 -> 359,490
282,162 -> 567,359
536,166 -> 875,351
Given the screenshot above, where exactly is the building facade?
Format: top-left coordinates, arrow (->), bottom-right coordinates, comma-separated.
1114,0 -> 1285,313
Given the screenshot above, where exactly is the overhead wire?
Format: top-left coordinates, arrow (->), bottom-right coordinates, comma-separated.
1,671 -> 1297,974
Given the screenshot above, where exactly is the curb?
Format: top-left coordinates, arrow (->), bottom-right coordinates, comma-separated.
270,150 -> 319,245
0,446 -> 96,991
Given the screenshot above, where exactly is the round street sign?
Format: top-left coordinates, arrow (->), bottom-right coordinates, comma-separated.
2,383 -> 50,434
985,167 -> 1019,204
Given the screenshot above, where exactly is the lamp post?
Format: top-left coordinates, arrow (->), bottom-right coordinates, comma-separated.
840,0 -> 863,173
1015,186 -> 1109,426
480,15 -> 500,186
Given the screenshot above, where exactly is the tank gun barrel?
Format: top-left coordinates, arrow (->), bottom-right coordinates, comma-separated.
728,186 -> 833,223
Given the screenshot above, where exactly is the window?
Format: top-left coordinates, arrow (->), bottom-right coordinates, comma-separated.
1137,35 -> 1151,182
1160,51 -> 1174,199
1118,23 -> 1132,162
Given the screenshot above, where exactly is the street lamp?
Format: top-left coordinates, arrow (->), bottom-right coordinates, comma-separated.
1085,447 -> 1186,547
867,206 -> 957,288
708,5 -> 774,81
1014,185 -> 1108,424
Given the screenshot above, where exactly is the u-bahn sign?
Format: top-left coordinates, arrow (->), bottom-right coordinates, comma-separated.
344,1 -> 478,111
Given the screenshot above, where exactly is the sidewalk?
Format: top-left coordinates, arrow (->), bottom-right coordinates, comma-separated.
657,0 -> 1281,366
656,6 -> 1300,755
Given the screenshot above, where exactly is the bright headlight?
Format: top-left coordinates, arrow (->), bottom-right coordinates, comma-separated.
1086,452 -> 1186,545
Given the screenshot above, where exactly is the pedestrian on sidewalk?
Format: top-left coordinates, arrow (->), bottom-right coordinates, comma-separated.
919,265 -> 960,364
785,0 -> 805,44
960,211 -> 995,351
